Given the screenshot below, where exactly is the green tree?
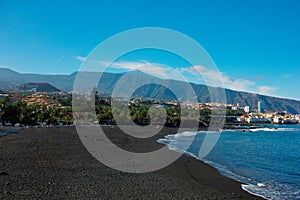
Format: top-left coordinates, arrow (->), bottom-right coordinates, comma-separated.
0,97 -> 10,125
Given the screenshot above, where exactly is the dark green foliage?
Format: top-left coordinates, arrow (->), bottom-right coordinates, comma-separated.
0,98 -> 73,126
53,93 -> 72,106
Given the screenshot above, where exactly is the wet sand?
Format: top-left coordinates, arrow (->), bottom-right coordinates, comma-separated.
0,126 -> 262,199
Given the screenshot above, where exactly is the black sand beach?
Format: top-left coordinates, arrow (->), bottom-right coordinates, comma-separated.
0,127 -> 262,199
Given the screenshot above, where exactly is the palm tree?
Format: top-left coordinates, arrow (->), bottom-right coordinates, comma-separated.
48,107 -> 58,125
0,96 -> 9,125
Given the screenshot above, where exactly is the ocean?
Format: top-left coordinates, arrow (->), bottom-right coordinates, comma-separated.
158,124 -> 300,200
0,127 -> 22,136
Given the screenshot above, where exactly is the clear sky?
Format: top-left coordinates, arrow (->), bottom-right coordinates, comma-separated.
0,0 -> 300,100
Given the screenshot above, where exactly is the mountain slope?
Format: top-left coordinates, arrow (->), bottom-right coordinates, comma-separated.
0,68 -> 299,113
0,68 -> 75,91
19,82 -> 61,92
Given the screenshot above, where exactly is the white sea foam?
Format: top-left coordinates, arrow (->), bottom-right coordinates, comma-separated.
249,128 -> 278,132
172,130 -> 221,137
162,144 -> 198,159
257,183 -> 266,187
241,184 -> 269,199
223,127 -> 299,133
249,127 -> 299,132
174,131 -> 198,137
241,183 -> 297,200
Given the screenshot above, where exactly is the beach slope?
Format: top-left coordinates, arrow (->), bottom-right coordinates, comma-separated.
0,127 -> 262,199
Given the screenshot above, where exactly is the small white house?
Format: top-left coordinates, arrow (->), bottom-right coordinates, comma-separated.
273,115 -> 283,124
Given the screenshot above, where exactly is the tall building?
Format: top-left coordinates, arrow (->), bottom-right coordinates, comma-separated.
258,101 -> 264,113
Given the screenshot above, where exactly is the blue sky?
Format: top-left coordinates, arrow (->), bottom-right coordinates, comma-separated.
0,0 -> 300,100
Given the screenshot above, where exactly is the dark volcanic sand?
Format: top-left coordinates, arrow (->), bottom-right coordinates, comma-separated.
0,127 -> 262,199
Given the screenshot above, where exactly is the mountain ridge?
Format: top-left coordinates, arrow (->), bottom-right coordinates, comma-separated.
19,82 -> 61,93
0,68 -> 299,113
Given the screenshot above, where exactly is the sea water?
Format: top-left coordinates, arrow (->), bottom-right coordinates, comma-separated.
158,124 -> 300,200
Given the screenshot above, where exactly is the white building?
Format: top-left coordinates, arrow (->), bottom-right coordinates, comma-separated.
258,101 -> 265,113
244,106 -> 250,113
246,116 -> 270,123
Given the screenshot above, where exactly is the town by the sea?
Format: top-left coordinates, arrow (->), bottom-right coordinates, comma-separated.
158,124 -> 300,200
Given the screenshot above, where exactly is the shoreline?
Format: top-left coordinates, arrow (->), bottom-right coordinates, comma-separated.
0,127 -> 23,136
164,147 -> 268,200
157,130 -> 268,200
0,126 -> 263,199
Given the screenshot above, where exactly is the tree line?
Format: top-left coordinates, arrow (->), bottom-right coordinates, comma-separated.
0,97 -> 73,126
1,93 -> 244,127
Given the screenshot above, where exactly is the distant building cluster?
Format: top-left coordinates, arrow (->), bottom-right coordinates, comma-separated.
0,93 -> 22,103
22,94 -> 61,108
129,98 -> 299,124
1,91 -> 300,126
237,112 -> 299,124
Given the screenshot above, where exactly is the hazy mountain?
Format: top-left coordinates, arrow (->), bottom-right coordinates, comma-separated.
0,68 -> 75,91
0,68 -> 299,114
19,82 -> 61,93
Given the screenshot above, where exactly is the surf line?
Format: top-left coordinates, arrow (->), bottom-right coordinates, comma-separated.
0,128 -> 23,136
